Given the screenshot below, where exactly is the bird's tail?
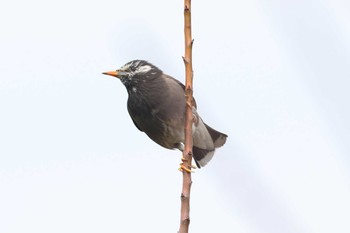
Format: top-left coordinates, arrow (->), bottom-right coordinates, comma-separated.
204,123 -> 227,148
192,123 -> 227,168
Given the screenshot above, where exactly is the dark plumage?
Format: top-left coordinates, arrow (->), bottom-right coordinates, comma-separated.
103,60 -> 227,168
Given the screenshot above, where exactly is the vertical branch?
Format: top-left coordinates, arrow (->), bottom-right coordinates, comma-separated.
178,0 -> 193,233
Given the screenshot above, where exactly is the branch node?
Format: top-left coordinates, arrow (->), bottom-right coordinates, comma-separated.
181,218 -> 190,225
182,56 -> 189,64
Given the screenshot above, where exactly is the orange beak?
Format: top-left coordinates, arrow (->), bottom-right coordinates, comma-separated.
102,70 -> 119,77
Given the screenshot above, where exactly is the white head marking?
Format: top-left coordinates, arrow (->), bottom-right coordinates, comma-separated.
136,65 -> 152,74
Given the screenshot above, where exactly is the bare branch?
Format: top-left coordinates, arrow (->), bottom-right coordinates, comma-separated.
178,0 -> 194,233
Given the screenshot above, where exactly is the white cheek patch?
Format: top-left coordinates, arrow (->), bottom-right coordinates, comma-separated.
136,65 -> 152,74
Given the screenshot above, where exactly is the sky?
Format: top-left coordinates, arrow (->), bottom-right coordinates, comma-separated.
1,0 -> 350,232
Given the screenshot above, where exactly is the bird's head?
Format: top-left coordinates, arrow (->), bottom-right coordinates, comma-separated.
102,60 -> 162,88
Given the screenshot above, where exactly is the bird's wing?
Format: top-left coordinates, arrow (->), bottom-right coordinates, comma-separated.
144,73 -> 198,134
162,74 -> 197,109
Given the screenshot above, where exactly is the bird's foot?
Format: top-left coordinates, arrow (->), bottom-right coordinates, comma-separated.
178,164 -> 194,173
178,157 -> 197,173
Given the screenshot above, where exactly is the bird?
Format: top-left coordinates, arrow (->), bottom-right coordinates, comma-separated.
103,60 -> 227,168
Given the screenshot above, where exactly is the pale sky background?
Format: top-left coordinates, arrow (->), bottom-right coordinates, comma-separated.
1,0 -> 350,232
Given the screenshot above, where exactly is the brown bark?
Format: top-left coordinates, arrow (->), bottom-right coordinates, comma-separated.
178,0 -> 194,233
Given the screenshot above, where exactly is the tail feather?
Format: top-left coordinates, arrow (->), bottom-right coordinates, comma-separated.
192,123 -> 227,168
192,147 -> 215,168
204,123 -> 228,148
